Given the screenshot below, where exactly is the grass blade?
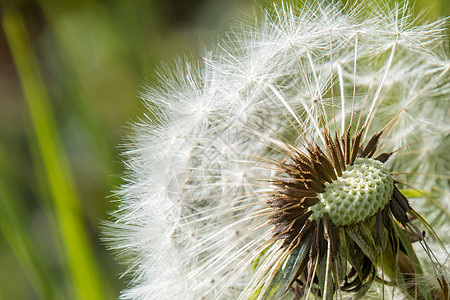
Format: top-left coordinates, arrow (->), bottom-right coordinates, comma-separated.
3,10 -> 106,300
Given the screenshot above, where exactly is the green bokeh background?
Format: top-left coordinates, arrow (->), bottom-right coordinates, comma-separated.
0,0 -> 448,299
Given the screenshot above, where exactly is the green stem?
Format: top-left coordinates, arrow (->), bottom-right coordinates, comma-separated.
0,146 -> 64,299
3,10 -> 105,300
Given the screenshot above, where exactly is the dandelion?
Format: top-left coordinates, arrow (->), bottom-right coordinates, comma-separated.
107,1 -> 450,299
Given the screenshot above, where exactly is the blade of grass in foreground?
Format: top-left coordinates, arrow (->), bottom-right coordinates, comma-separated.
0,146 -> 64,299
3,10 -> 106,300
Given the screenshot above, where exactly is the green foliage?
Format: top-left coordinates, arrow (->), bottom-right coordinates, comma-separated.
0,0 -> 447,298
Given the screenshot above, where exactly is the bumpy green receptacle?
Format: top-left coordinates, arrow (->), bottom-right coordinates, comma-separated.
312,158 -> 393,226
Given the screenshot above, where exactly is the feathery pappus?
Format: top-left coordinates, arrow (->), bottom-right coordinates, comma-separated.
107,1 -> 450,299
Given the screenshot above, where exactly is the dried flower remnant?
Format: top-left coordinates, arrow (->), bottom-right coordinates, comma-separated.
107,1 -> 450,299
264,125 -> 445,300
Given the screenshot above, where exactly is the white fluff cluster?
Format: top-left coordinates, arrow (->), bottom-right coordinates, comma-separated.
108,1 -> 449,299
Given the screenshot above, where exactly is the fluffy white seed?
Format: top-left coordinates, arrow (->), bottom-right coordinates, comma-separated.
107,2 -> 449,299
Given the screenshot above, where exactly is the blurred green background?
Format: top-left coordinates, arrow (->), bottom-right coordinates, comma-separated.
0,0 -> 448,299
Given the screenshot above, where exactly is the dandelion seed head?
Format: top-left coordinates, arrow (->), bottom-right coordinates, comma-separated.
312,158 -> 393,226
107,1 -> 450,299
